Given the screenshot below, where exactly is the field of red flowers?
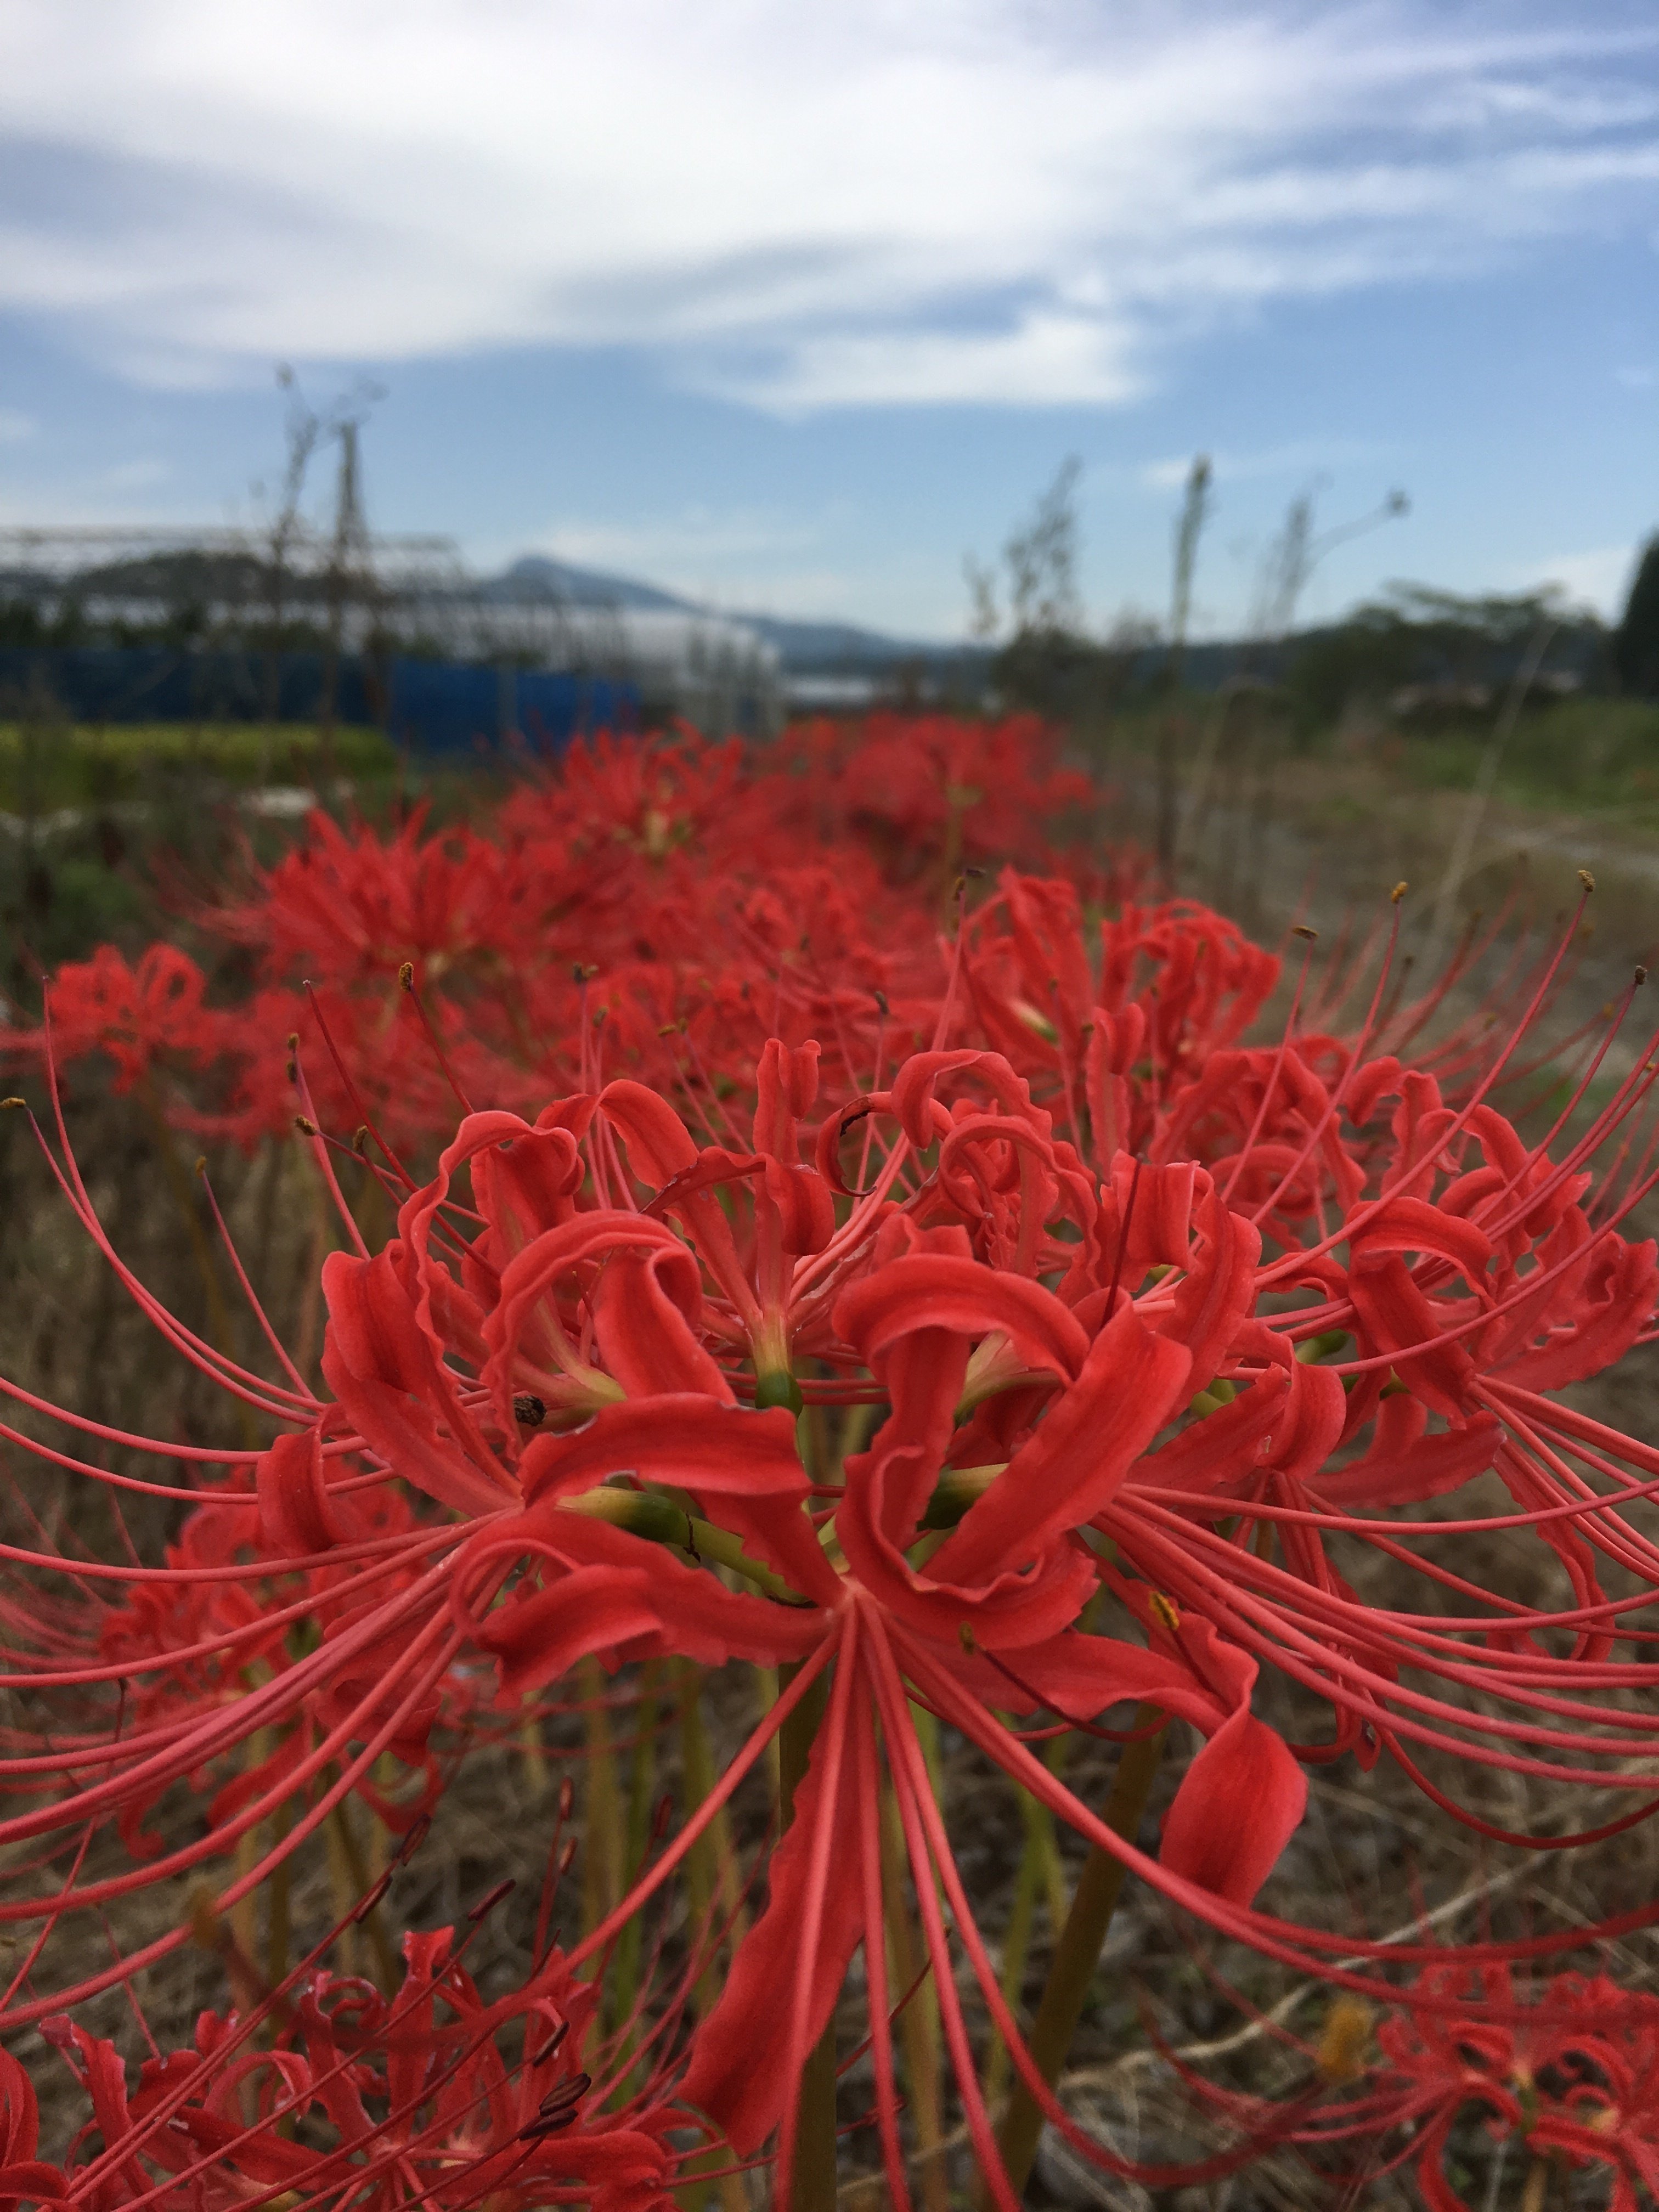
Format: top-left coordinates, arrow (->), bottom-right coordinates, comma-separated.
3,712 -> 1659,2209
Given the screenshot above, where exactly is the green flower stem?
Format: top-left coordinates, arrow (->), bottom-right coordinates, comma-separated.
326,1789 -> 398,1992
983,1816 -> 1041,2114
880,1787 -> 950,2212
578,1655 -> 625,1967
989,1706 -> 1167,2202
778,1659 -> 838,2212
264,1799 -> 293,2004
611,1659 -> 662,2049
558,1488 -> 811,1606
518,1692 -> 549,1798
983,1735 -> 1073,2114
674,1662 -> 749,2212
676,1662 -> 726,2020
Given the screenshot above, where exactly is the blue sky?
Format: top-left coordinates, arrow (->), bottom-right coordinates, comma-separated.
0,1 -> 1656,638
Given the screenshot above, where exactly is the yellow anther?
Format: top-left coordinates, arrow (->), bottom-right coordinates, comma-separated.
1291,924 -> 1318,941
1316,1996 -> 1374,2084
398,961 -> 415,989
1579,868 -> 1596,894
958,1622 -> 977,1654
293,1115 -> 318,1137
1391,881 -> 1408,904
1148,1591 -> 1181,1634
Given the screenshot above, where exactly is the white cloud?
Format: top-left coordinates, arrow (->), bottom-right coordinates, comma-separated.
522,507 -> 891,621
712,312 -> 1142,413
103,457 -> 170,489
1513,543 -> 1640,617
0,3 -> 1654,408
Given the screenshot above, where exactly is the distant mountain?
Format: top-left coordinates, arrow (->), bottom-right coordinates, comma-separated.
482,555 -> 973,673
483,555 -> 698,614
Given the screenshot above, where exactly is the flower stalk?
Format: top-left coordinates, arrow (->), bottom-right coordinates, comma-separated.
990,1706 -> 1168,2199
880,1786 -> 950,2212
778,1657 -> 838,2211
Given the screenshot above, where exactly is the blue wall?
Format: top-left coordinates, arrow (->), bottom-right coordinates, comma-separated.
0,648 -> 637,757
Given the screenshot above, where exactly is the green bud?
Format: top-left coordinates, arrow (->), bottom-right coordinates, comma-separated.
1296,1329 -> 1352,1364
921,1462 -> 1007,1530
754,1369 -> 804,1415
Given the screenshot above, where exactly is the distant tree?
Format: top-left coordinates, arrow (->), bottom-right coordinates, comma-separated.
965,459 -> 1094,715
0,601 -> 44,648
1003,457 -> 1083,640
1284,580 -> 1578,738
1614,535 -> 1659,697
966,462 -> 1083,634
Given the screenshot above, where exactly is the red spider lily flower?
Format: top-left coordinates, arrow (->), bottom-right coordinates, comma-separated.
958,862 -> 1596,1192
19,944 -> 223,1100
1065,1047 -> 1659,1838
0,1042 -> 1302,2053
10,950 -> 1659,2207
86,1466 -> 453,1869
960,872 -> 1280,1156
0,1017 -> 1655,1895
664,1222 -> 1307,2185
212,802 -> 543,988
7,715 -> 1144,1155
0,2049 -> 60,2211
20,1911 -> 703,2212
1368,1966 -> 1659,2210
1176,1966 -> 1659,2212
767,710 -> 1114,888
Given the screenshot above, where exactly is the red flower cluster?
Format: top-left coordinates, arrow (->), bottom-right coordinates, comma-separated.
12,714 -> 1133,1149
4,1906 -> 699,2210
1184,1965 -> 1659,2209
3,719 -> 1659,2205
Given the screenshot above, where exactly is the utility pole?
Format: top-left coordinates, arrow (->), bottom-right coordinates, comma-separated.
263,366 -> 322,774
318,415 -> 376,786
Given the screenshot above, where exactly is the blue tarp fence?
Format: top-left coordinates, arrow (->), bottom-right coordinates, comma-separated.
0,648 -> 637,758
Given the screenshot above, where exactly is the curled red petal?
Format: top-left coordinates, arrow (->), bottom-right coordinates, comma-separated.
930,1301 -> 1191,1585
518,1396 -> 841,1605
835,1253 -> 1091,1383
255,1424 -> 338,1556
1158,1704 -> 1307,1906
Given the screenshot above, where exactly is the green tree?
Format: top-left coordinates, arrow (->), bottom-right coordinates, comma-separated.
965,458 -> 1096,716
1614,535 -> 1659,697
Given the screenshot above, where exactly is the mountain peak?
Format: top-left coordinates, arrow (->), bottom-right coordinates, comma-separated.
480,553 -> 969,673
483,555 -> 699,613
